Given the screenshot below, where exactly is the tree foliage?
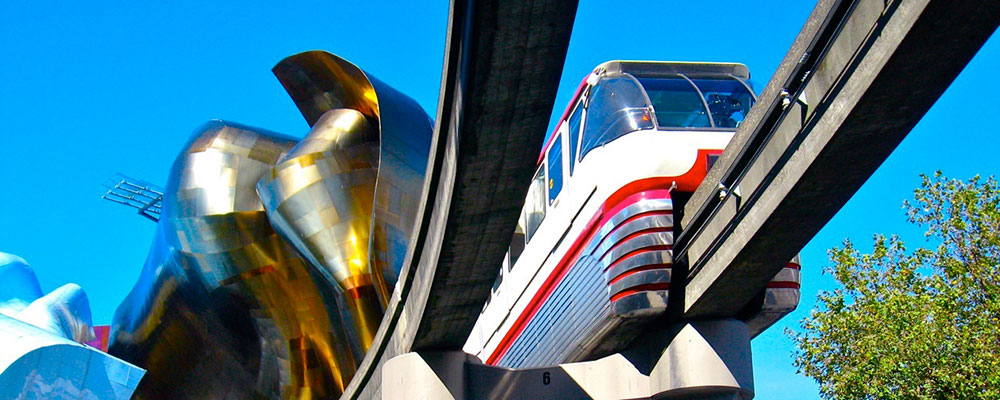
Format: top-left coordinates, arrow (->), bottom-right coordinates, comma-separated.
789,173 -> 1000,399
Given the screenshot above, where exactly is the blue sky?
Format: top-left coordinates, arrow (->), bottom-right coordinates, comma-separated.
1,2 -> 997,399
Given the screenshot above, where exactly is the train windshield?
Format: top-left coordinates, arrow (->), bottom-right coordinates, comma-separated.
689,77 -> 755,128
637,77 -> 711,128
638,76 -> 754,129
578,73 -> 754,161
579,75 -> 655,160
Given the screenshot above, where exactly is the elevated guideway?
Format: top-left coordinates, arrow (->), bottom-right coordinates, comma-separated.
98,0 -> 1000,398
674,0 -> 1000,320
376,0 -> 1000,398
341,1 -> 578,398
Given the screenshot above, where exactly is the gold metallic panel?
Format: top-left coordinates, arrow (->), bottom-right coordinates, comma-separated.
258,109 -> 384,351
273,51 -> 433,306
111,51 -> 433,400
111,121 -> 358,399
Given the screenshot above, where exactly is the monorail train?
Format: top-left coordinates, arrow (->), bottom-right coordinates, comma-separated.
463,60 -> 801,368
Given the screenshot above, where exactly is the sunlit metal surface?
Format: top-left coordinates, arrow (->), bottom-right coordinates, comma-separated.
0,315 -> 144,400
0,252 -> 95,344
272,51 -> 432,306
111,121 -> 357,399
258,109 -> 384,351
109,51 -> 432,399
746,257 -> 801,337
0,253 -> 144,400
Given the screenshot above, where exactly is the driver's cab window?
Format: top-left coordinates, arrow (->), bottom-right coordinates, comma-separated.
689,78 -> 755,128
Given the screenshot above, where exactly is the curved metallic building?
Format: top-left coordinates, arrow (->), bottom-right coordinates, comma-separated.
270,51 -> 433,306
109,52 -> 431,399
0,252 -> 144,399
0,252 -> 95,346
257,109 -> 384,351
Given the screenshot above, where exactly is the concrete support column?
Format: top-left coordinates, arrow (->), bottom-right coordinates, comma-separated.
382,351 -> 473,400
382,319 -> 752,399
650,319 -> 753,399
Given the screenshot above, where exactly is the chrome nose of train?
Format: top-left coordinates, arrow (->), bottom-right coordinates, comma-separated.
596,197 -> 675,318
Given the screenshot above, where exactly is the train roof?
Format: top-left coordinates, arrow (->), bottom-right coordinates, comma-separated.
537,60 -> 751,165
594,60 -> 750,80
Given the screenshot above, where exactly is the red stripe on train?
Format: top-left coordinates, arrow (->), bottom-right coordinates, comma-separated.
485,149 -> 721,365
610,283 -> 671,302
590,209 -> 673,252
767,281 -> 801,289
607,263 -> 672,285
597,226 -> 673,261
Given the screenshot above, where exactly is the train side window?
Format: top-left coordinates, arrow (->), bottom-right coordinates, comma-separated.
547,134 -> 563,204
492,269 -> 502,292
524,166 -> 546,242
509,213 -> 526,268
567,102 -> 583,174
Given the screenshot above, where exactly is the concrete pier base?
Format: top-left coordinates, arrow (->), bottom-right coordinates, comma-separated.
382,319 -> 752,400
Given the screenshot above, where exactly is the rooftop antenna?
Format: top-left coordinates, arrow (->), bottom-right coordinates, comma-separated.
102,173 -> 163,222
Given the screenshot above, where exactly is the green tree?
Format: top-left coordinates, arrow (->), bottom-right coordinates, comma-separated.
789,172 -> 1000,399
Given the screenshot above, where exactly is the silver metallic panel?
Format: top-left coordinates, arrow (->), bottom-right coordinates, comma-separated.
111,121 -> 359,399
499,255 -> 612,369
585,199 -> 672,255
257,109 -> 384,352
593,195 -> 675,321
605,250 -> 673,283
762,288 -> 800,313
608,269 -> 671,298
592,214 -> 673,257
610,290 -> 669,318
745,259 -> 802,337
599,231 -> 674,267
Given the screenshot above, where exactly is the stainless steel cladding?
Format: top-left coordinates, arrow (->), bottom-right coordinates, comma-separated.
110,51 -> 432,399
746,256 -> 802,336
496,197 -> 675,368
272,51 -> 433,306
468,60 -> 801,370
257,109 -> 384,351
595,199 -> 674,318
111,121 -> 358,399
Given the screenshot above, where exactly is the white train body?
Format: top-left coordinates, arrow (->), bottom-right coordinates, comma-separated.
464,61 -> 800,368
